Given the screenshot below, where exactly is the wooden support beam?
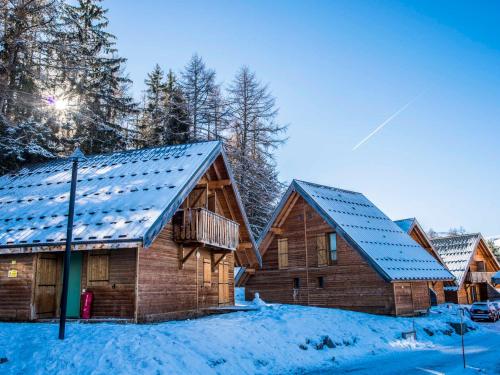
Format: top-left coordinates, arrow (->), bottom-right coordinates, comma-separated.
179,246 -> 198,269
211,253 -> 226,272
197,179 -> 231,190
270,227 -> 284,235
238,242 -> 253,250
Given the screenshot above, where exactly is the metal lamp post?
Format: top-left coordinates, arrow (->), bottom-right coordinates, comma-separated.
59,147 -> 85,340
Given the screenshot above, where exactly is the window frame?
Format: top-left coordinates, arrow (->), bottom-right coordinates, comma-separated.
328,232 -> 338,263
203,258 -> 211,288
293,277 -> 300,289
277,238 -> 289,269
87,251 -> 110,284
316,234 -> 329,267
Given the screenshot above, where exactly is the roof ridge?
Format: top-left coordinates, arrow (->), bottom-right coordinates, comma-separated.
431,233 -> 481,241
4,141 -> 222,177
293,179 -> 361,195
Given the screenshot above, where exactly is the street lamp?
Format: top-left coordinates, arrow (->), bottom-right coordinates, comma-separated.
59,147 -> 85,340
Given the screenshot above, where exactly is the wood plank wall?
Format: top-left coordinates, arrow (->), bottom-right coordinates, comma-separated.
137,222 -> 234,322
0,254 -> 35,320
407,227 -> 446,305
81,248 -> 136,319
246,197 -> 397,315
453,240 -> 500,305
393,282 -> 430,315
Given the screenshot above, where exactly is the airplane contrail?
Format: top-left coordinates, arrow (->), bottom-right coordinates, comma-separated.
352,92 -> 424,151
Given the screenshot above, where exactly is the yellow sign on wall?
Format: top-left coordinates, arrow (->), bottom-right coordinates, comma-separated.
8,269 -> 17,278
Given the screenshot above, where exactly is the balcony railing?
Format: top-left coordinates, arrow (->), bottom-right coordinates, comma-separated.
173,208 -> 239,251
467,271 -> 496,283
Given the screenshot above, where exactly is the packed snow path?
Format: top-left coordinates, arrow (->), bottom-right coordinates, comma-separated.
0,304 -> 497,374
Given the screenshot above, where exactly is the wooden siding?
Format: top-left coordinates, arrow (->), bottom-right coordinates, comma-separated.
137,222 -> 234,322
0,254 -> 35,321
393,282 -> 430,315
246,197 -> 398,315
450,239 -> 500,305
407,227 -> 446,305
81,249 -> 136,319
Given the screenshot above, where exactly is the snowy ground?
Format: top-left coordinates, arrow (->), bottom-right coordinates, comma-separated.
0,297 -> 498,374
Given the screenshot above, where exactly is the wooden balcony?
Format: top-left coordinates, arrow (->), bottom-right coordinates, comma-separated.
467,271 -> 496,283
173,208 -> 239,251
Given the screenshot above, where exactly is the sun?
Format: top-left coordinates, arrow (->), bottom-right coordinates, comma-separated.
54,97 -> 69,111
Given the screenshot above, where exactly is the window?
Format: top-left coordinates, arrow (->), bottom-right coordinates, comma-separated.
317,234 -> 328,266
88,253 -> 109,282
317,276 -> 324,288
477,261 -> 485,272
278,238 -> 289,269
329,233 -> 337,262
203,258 -> 211,287
293,277 -> 300,289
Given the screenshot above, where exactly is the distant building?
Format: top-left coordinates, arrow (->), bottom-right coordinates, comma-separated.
0,141 -> 260,322
432,234 -> 500,304
394,218 -> 449,305
245,180 -> 454,316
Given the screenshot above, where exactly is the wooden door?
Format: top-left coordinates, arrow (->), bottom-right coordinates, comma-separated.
394,283 -> 414,315
35,255 -> 59,318
218,260 -> 229,305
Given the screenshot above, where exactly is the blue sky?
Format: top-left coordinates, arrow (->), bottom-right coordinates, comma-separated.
107,1 -> 500,236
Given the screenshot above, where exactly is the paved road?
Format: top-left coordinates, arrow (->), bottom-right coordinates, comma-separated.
308,321 -> 500,374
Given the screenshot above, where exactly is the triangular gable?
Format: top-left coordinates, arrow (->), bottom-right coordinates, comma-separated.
395,218 -> 447,266
0,141 -> 260,266
259,180 -> 453,282
432,233 -> 500,288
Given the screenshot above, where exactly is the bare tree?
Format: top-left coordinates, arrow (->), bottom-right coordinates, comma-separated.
180,54 -> 216,140
226,66 -> 287,236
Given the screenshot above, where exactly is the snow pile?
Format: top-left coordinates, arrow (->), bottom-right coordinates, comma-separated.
0,304 -> 486,374
251,292 -> 267,308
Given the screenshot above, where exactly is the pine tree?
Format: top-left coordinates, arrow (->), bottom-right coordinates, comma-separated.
163,70 -> 190,145
60,0 -> 136,155
137,64 -> 167,147
137,67 -> 190,147
0,0 -> 62,173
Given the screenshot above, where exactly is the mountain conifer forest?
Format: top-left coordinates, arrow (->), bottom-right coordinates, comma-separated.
0,0 -> 287,236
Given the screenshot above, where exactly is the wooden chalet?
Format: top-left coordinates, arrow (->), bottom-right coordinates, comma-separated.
394,218 -> 449,305
0,141 -> 260,322
245,180 -> 454,316
431,233 -> 500,304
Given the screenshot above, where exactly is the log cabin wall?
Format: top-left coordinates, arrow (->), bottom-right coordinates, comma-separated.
453,241 -> 499,305
80,248 -> 137,319
246,197 -> 396,315
136,222 -> 234,322
0,254 -> 35,321
407,227 -> 446,305
393,281 -> 430,315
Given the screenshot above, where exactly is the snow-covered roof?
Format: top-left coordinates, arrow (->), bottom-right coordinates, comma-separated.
394,218 -> 416,234
0,141 -> 259,263
431,233 -> 484,287
492,271 -> 500,284
260,180 -> 454,282
394,217 -> 447,266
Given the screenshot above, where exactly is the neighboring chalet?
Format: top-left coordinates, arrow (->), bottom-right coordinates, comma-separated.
431,234 -> 500,304
245,180 -> 454,316
0,141 -> 260,322
394,218 -> 449,305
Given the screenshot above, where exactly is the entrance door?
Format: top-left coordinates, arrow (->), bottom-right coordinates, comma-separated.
67,252 -> 83,318
35,255 -> 59,318
218,260 -> 229,305
429,288 -> 438,306
478,283 -> 488,302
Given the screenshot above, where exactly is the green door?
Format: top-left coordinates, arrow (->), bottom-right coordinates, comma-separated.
66,252 -> 83,318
